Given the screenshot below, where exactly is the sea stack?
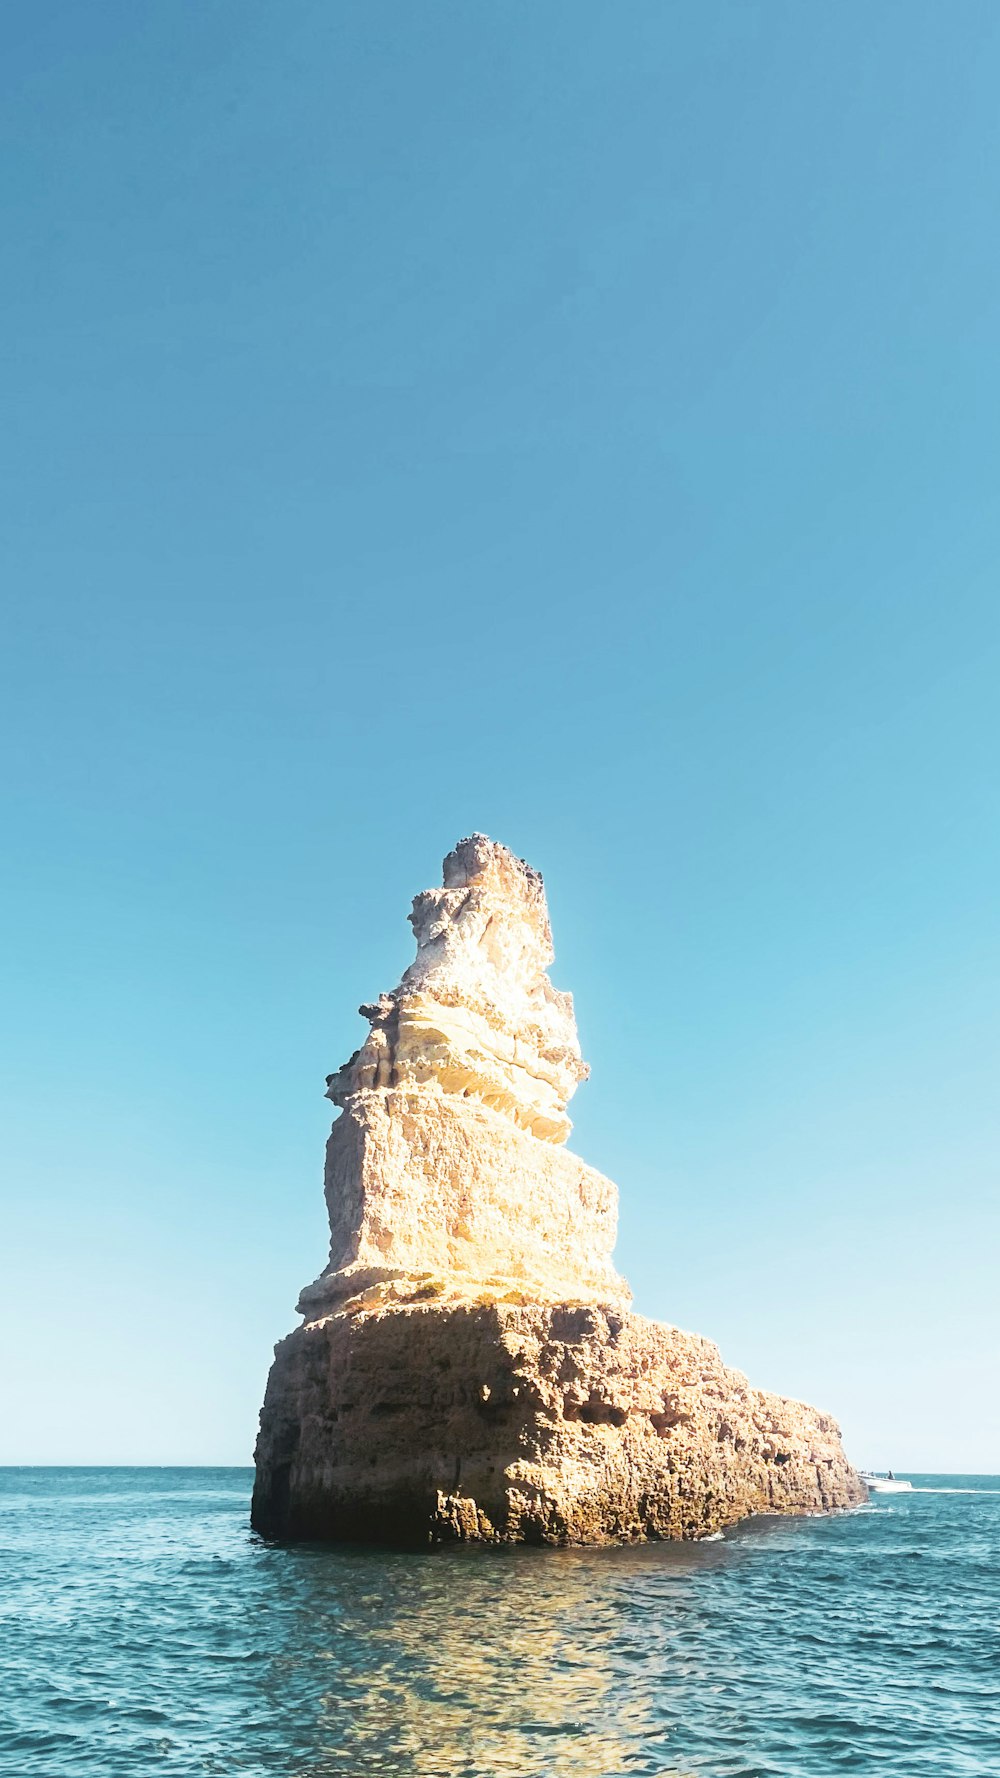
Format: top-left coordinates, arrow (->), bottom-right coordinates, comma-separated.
252,835 -> 864,1543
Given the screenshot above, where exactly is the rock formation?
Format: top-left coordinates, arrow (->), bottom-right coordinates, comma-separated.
253,835 -> 863,1544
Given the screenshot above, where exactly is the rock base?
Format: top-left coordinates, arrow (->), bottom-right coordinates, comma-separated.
251,1300 -> 865,1545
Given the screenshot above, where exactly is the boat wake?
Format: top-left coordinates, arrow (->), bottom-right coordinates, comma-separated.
910,1487 -> 1000,1495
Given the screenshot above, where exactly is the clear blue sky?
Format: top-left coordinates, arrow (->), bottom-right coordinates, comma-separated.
3,2 -> 998,1470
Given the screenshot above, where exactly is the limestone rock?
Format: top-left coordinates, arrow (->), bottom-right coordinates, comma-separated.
299,834 -> 627,1316
253,836 -> 864,1543
326,833 -> 587,1145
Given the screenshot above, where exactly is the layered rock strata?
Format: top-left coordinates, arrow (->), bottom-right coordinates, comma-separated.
253,835 -> 863,1543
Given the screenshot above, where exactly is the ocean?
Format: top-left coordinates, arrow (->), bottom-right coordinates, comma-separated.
1,1468 -> 996,1777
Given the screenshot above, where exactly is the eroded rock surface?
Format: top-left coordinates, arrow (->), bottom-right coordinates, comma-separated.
253,836 -> 863,1543
300,834 -> 627,1316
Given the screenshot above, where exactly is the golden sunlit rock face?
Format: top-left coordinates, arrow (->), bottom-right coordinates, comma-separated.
252,836 -> 863,1544
300,833 -> 627,1316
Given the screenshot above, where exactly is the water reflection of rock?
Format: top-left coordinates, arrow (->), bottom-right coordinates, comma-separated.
275,1543 -> 723,1778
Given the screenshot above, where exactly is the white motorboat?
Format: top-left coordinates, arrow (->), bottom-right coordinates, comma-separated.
860,1470 -> 913,1494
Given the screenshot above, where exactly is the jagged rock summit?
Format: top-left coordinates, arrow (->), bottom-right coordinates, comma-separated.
253,835 -> 863,1544
297,833 -> 626,1323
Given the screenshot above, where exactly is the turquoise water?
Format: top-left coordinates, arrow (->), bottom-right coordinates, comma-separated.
1,1470 -> 997,1777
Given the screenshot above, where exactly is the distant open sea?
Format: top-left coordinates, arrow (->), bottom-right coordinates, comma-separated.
1,1468 -> 997,1777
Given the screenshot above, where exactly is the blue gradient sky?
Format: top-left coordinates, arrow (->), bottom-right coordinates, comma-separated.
3,3 -> 998,1469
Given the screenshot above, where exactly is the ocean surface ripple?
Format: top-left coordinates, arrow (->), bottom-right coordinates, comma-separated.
1,1469 -> 998,1777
